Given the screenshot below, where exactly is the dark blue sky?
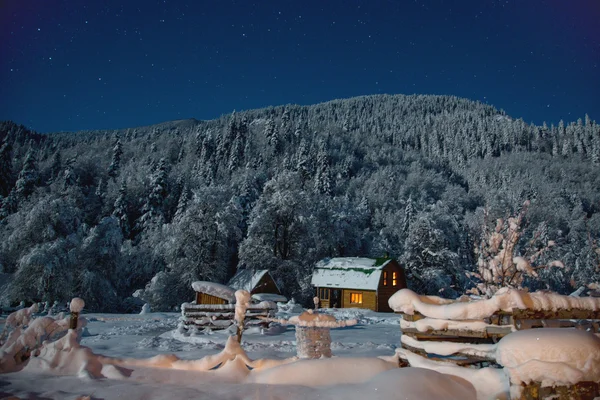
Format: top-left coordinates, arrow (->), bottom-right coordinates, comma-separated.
1,0 -> 598,133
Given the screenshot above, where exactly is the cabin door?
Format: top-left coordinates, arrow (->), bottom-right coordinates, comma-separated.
331,289 -> 341,308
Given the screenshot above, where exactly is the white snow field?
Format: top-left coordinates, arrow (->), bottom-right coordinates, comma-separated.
0,305 -> 512,399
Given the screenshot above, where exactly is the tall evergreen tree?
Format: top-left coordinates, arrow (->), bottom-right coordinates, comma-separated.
14,146 -> 38,200
0,140 -> 13,197
108,139 -> 123,180
112,181 -> 130,238
313,139 -> 332,195
137,158 -> 169,231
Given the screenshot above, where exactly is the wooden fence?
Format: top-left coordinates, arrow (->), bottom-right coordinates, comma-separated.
181,302 -> 277,331
397,307 -> 600,399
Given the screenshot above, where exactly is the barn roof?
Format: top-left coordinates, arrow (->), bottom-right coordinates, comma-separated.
311,257 -> 393,291
227,269 -> 276,293
191,281 -> 236,302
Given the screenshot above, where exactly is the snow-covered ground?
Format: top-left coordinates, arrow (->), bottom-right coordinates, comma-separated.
0,307 -> 509,399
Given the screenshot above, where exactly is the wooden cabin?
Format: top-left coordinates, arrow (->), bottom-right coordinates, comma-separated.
191,281 -> 236,305
227,269 -> 282,296
311,257 -> 406,312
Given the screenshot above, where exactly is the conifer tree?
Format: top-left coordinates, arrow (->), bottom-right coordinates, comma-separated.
14,146 -> 38,200
0,140 -> 13,197
137,158 -> 169,231
112,181 -> 130,238
108,139 -> 123,180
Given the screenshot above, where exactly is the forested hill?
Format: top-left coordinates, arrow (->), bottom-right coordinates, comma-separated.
1,94 -> 599,311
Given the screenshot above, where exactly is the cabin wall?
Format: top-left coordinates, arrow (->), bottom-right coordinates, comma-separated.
377,261 -> 407,312
342,289 -> 376,311
196,292 -> 227,305
252,274 -> 281,295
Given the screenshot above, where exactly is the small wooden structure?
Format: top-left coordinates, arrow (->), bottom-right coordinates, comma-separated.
311,257 -> 406,312
228,269 -> 282,296
192,281 -> 236,305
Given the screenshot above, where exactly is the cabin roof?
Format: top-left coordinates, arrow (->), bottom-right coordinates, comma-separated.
227,269 -> 277,293
310,257 -> 393,291
191,281 -> 236,302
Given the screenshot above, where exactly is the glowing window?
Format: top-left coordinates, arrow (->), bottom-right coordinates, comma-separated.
392,272 -> 397,286
350,293 -> 363,304
383,271 -> 388,286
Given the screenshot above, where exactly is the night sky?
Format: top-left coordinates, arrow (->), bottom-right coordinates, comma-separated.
1,0 -> 598,133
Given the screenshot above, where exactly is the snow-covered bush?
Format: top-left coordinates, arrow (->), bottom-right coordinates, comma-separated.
0,298 -> 88,373
467,201 -> 565,297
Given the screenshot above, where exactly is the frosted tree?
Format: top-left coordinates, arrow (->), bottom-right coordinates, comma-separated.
313,139 -> 332,195
402,195 -> 416,233
280,108 -> 291,143
0,140 -> 13,197
48,150 -> 62,182
76,217 -> 122,311
467,201 -> 564,297
107,139 -> 123,181
265,117 -> 279,150
173,183 -> 190,222
136,158 -> 169,231
295,139 -> 311,185
10,239 -> 76,304
112,181 -> 130,238
14,146 -> 38,201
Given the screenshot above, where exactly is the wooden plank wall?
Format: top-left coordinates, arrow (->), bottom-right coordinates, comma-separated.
377,262 -> 406,312
196,292 -> 228,305
342,289 -> 376,310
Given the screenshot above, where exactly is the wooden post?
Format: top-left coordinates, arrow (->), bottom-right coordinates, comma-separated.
69,297 -> 85,330
69,311 -> 79,329
234,290 -> 250,344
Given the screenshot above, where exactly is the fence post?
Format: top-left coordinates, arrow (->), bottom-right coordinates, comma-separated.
234,290 -> 250,343
69,298 -> 85,329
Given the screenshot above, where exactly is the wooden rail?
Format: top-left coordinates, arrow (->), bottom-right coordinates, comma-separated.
181,303 -> 276,330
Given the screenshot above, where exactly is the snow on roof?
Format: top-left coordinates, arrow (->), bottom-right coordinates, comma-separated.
389,287 -> 600,320
191,281 -> 236,302
227,269 -> 274,292
251,293 -> 288,303
496,328 -> 600,387
311,257 -> 392,290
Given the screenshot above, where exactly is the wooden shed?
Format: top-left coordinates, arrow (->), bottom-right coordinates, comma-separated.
227,269 -> 282,296
311,257 -> 406,312
192,281 -> 236,305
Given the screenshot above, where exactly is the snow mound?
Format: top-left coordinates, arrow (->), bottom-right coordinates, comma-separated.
24,330 -> 104,378
389,288 -> 600,320
277,299 -> 304,315
324,367 -> 477,400
247,356 -> 397,387
496,328 -> 600,387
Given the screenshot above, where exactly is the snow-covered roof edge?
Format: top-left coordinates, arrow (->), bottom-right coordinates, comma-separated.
314,257 -> 393,272
227,269 -> 280,293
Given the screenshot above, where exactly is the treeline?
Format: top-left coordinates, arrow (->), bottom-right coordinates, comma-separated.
0,94 -> 598,311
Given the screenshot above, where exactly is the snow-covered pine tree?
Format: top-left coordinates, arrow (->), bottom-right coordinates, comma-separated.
136,158 -> 169,232
112,181 -> 130,238
14,145 -> 38,200
0,140 -> 13,197
313,139 -> 332,195
107,139 -> 123,181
